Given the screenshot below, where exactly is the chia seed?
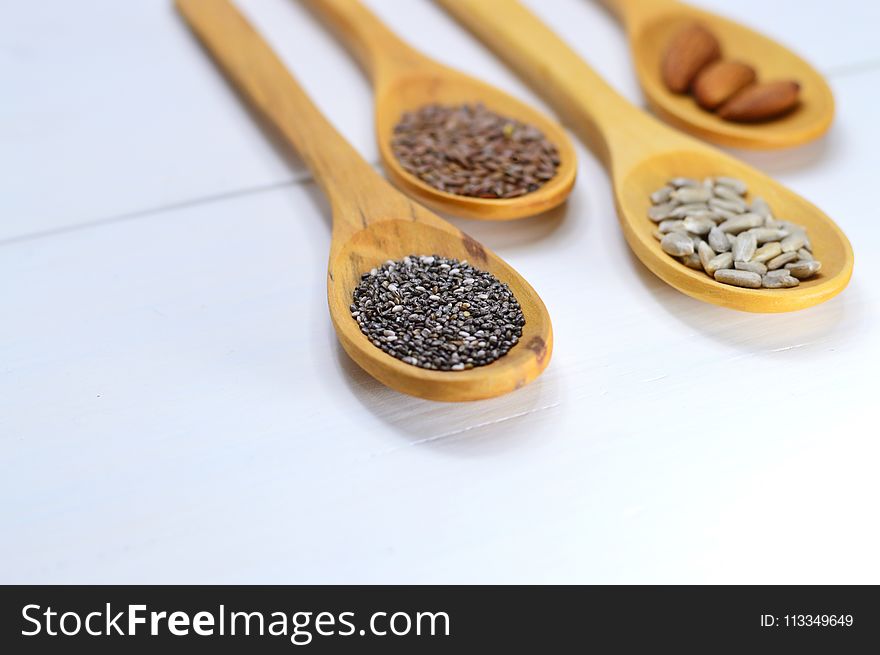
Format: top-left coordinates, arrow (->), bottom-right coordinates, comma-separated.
350,255 -> 525,371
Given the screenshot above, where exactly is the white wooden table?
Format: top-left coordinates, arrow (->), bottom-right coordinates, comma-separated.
2,0 -> 878,584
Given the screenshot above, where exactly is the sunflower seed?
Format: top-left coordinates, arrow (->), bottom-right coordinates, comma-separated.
659,219 -> 686,234
672,187 -> 713,203
712,207 -> 741,223
688,209 -> 722,222
751,196 -> 772,219
649,203 -> 677,221
762,273 -> 799,288
734,261 -> 768,275
732,232 -> 758,262
651,186 -> 674,204
753,242 -> 783,263
780,223 -> 811,250
649,175 -> 816,290
748,228 -> 788,244
715,176 -> 748,195
670,203 -> 711,218
720,213 -> 764,234
710,197 -> 749,213
661,232 -> 695,256
669,177 -> 699,188
683,216 -> 715,235
706,252 -> 733,275
713,185 -> 745,202
767,252 -> 798,270
680,252 -> 703,269
714,269 -> 762,288
697,241 -> 715,272
781,233 -> 806,253
785,260 -> 822,279
708,227 -> 731,252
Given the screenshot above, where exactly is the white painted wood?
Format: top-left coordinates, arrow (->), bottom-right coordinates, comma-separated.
1,0 -> 879,583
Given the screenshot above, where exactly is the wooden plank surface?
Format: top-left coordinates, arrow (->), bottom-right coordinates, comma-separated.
2,0 -> 878,583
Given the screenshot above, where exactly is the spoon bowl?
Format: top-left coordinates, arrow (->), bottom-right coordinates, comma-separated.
177,0 -> 552,400
374,69 -> 578,220
329,217 -> 552,399
618,149 -> 852,311
305,0 -> 577,220
603,0 -> 835,149
438,0 -> 853,312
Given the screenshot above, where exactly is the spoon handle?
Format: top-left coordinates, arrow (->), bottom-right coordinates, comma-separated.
436,0 -> 663,170
176,0 -> 384,227
599,0 -> 673,32
304,0 -> 429,85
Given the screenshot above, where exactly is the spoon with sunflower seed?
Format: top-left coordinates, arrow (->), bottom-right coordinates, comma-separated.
176,0 -> 552,400
438,0 -> 852,312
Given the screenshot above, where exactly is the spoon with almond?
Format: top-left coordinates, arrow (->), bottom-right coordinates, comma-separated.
438,0 -> 852,312
600,0 -> 834,149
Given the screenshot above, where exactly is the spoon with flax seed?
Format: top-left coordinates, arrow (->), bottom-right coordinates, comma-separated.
302,0 -> 577,220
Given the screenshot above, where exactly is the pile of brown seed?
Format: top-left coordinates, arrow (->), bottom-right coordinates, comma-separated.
649,176 -> 821,289
391,103 -> 560,199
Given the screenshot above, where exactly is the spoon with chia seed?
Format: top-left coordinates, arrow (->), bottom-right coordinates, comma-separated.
439,0 -> 853,313
177,0 -> 552,400
301,0 -> 577,221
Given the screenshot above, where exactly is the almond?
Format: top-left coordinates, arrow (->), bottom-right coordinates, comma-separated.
662,23 -> 721,93
718,80 -> 801,122
692,60 -> 756,109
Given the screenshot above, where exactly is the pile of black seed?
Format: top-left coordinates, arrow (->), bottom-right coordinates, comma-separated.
350,255 -> 525,371
391,103 -> 560,199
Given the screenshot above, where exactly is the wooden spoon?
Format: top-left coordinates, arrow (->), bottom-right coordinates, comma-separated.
600,0 -> 834,149
301,0 -> 577,220
438,0 -> 852,312
175,0 -> 552,401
